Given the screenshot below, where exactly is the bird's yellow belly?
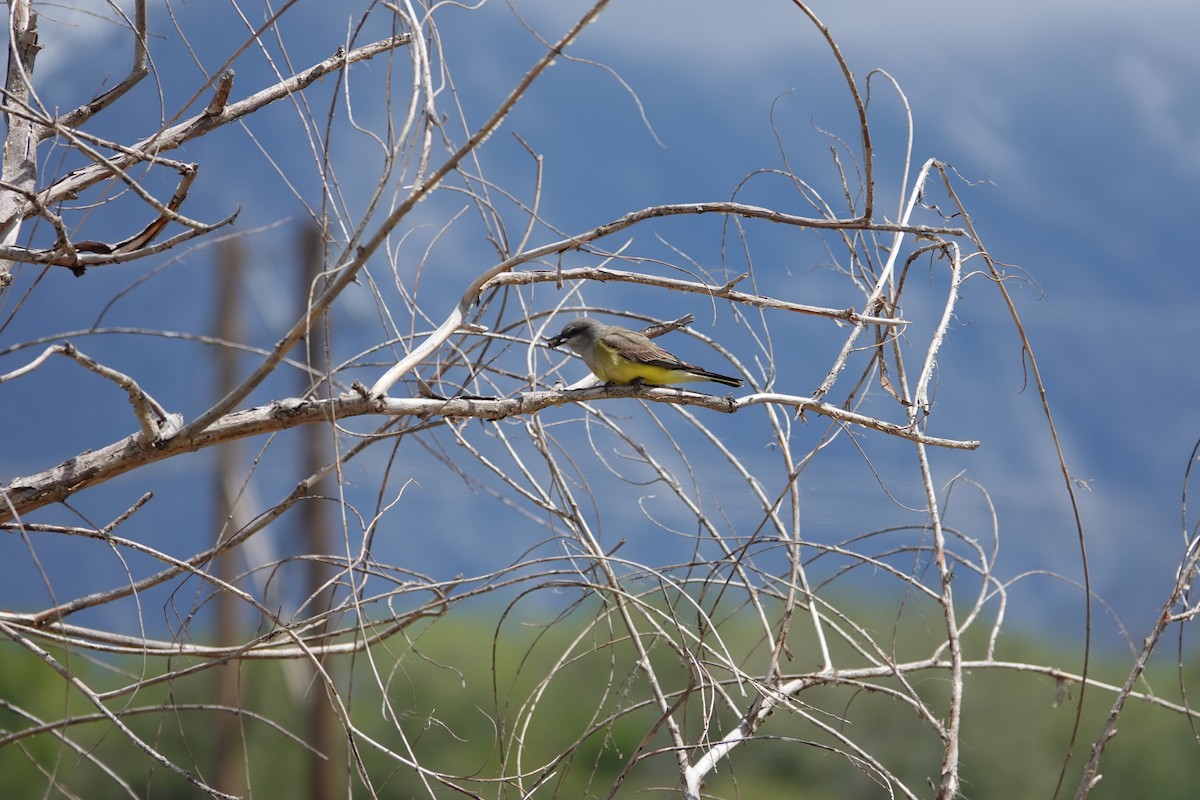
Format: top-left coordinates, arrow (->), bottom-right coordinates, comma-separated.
591,347 -> 688,385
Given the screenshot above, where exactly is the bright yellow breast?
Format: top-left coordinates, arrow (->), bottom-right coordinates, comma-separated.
588,343 -> 691,385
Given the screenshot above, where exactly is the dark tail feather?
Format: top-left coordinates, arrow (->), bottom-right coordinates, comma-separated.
690,368 -> 743,388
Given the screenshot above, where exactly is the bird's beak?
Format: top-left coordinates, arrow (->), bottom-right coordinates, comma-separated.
545,333 -> 566,348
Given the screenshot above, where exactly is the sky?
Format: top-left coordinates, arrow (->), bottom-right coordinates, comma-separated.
504,0 -> 1200,644
2,0 -> 1199,657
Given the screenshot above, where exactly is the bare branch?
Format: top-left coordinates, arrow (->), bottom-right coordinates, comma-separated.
0,0 -> 40,289
48,0 -> 148,133
35,34 -> 412,212
0,384 -> 979,523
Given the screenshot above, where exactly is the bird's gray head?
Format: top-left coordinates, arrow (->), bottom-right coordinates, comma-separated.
546,317 -> 603,353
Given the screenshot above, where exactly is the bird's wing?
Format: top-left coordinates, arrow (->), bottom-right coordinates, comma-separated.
602,328 -> 693,369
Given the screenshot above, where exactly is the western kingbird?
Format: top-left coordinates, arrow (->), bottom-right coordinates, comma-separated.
546,317 -> 743,388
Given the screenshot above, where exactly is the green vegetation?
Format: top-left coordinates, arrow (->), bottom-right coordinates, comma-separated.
1,610 -> 1196,799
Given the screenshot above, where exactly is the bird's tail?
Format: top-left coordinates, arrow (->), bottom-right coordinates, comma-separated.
688,368 -> 743,388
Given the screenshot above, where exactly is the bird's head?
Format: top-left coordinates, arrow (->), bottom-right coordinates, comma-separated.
546,317 -> 601,353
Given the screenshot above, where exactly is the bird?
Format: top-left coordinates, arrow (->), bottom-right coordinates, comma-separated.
546,317 -> 743,389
